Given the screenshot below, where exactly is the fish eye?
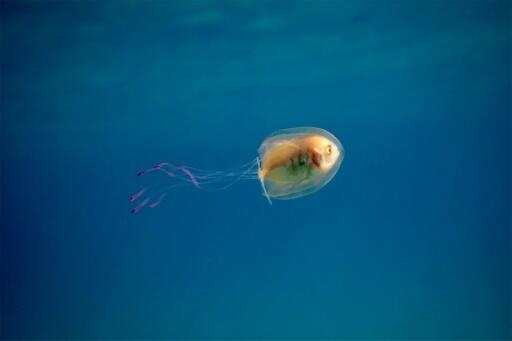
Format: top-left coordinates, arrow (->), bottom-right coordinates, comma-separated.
326,145 -> 332,155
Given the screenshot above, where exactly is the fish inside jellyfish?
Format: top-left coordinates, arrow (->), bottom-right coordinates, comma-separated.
129,127 -> 344,213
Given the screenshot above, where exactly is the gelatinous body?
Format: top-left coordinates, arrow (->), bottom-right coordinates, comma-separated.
258,127 -> 344,200
129,127 -> 344,213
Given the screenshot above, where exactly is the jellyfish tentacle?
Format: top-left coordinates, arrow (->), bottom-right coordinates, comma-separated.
168,159 -> 259,190
207,158 -> 259,191
180,158 -> 259,174
131,197 -> 150,214
149,193 -> 167,208
130,158 -> 260,213
137,163 -> 194,184
257,157 -> 272,205
141,159 -> 259,184
129,187 -> 147,202
137,163 -> 175,178
178,166 -> 201,188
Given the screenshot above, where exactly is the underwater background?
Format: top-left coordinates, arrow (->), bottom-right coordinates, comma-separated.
1,1 -> 511,339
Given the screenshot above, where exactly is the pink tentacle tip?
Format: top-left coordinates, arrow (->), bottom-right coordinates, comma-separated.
154,164 -> 163,170
167,172 -> 175,177
129,188 -> 147,202
131,198 -> 149,214
137,170 -> 146,176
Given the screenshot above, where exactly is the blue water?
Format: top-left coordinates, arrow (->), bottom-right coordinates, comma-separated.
1,1 -> 511,339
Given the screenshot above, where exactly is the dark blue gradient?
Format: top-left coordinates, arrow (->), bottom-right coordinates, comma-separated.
1,1 -> 511,339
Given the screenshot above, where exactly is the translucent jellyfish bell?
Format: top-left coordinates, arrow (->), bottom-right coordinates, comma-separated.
258,127 -> 344,201
129,127 -> 344,213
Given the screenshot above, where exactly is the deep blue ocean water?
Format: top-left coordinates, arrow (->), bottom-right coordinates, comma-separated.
1,1 -> 511,339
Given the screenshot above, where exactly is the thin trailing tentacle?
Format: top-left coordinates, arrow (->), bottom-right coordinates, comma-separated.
138,159 -> 258,177
130,158 -> 259,213
257,157 -> 272,205
204,158 -> 259,191
177,166 -> 201,188
150,160 -> 259,186
129,187 -> 147,202
131,197 -> 150,214
149,193 -> 167,208
176,158 -> 260,174
136,161 -> 258,184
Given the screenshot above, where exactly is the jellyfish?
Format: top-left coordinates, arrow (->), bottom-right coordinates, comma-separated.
129,127 -> 344,213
